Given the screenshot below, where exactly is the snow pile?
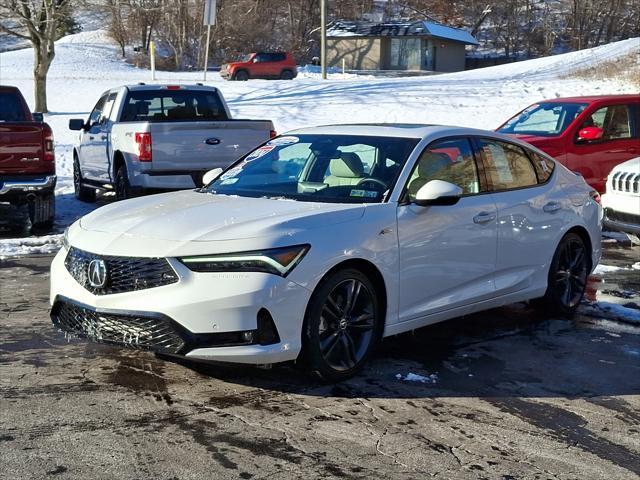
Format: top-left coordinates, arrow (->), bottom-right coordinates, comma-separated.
396,372 -> 438,384
0,234 -> 62,259
592,264 -> 629,275
583,302 -> 640,325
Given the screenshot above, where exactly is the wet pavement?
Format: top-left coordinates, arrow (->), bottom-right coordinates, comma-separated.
1,242 -> 639,479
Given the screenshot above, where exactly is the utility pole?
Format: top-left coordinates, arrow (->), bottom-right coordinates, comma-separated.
321,0 -> 327,79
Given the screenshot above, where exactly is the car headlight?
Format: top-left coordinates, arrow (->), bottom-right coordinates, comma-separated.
178,244 -> 310,277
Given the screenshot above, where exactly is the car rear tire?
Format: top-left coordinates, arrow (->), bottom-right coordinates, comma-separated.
536,232 -> 589,315
301,268 -> 383,382
280,70 -> 294,80
234,70 -> 249,81
115,164 -> 132,201
74,157 -> 96,203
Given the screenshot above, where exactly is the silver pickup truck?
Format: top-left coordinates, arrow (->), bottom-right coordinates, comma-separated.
69,84 -> 275,201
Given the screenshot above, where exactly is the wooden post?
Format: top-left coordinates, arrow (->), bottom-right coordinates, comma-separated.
204,24 -> 211,81
321,0 -> 327,80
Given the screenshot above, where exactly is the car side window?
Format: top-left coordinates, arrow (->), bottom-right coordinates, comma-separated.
406,138 -> 479,201
527,150 -> 555,184
88,95 -> 107,126
580,105 -> 632,140
98,92 -> 118,125
479,139 -> 538,191
254,53 -> 270,63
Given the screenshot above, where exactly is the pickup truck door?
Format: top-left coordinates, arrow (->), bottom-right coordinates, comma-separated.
80,93 -> 116,181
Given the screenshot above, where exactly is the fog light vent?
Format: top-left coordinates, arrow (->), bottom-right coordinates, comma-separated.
257,308 -> 280,345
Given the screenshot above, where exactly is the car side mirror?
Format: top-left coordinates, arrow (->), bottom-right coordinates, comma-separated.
577,126 -> 604,142
202,168 -> 223,186
32,112 -> 44,123
69,119 -> 86,131
413,180 -> 463,207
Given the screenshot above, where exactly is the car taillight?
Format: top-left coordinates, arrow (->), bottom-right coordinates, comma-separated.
135,132 -> 152,162
43,125 -> 55,162
270,130 -> 277,138
590,190 -> 601,204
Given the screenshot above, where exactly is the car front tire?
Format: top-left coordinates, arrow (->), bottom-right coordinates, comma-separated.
301,268 -> 383,382
234,70 -> 249,81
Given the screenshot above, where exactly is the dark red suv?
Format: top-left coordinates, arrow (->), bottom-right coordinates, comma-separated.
220,52 -> 297,81
498,94 -> 640,192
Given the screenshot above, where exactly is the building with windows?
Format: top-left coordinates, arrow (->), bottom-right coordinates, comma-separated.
327,20 -> 479,72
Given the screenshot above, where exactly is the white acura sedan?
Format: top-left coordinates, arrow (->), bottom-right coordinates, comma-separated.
50,125 -> 602,381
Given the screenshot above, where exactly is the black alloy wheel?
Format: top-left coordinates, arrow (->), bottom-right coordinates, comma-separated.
302,269 -> 382,381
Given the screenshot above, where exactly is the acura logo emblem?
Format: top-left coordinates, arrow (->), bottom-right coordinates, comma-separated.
87,259 -> 108,288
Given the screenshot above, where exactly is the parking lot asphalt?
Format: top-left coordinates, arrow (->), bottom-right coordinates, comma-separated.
1,243 -> 639,480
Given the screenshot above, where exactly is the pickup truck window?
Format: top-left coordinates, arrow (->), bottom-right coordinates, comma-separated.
0,92 -> 27,122
121,90 -> 228,122
498,102 -> 588,136
89,94 -> 108,126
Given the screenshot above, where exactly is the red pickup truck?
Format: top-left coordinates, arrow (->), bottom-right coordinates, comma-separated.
497,94 -> 640,192
0,85 -> 56,231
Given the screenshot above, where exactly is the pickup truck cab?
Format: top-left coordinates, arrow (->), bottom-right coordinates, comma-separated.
0,85 -> 56,230
497,94 -> 640,192
69,84 -> 275,201
220,52 -> 297,81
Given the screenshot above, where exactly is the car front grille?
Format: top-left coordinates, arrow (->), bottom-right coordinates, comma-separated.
64,247 -> 178,295
604,208 -> 640,226
610,170 -> 640,194
51,299 -> 186,354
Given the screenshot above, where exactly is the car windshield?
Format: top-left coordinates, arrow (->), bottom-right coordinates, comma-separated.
203,134 -> 420,203
498,102 -> 588,136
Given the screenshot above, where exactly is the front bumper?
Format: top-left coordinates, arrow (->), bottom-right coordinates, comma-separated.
603,208 -> 640,235
0,174 -> 56,198
49,247 -> 312,364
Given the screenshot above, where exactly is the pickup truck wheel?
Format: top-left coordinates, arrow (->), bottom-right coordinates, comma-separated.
74,158 -> 96,202
234,70 -> 249,81
29,193 -> 55,232
115,165 -> 132,201
280,70 -> 294,80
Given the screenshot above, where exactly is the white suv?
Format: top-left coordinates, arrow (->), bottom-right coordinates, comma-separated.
602,157 -> 640,245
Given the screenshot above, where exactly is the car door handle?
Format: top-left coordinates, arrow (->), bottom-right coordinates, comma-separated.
543,202 -> 561,213
473,212 -> 496,224
100,135 -> 107,141
89,136 -> 95,140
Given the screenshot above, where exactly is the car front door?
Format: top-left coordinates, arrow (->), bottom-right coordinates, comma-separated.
474,137 -> 563,296
397,137 -> 498,325
566,102 -> 640,192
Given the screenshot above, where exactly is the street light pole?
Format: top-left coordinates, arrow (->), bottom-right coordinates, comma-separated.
320,0 -> 327,79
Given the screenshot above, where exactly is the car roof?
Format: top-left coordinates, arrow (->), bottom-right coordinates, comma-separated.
540,94 -> 640,103
286,123 -> 509,140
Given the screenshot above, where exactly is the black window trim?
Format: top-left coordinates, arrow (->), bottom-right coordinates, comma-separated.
471,136 -> 555,194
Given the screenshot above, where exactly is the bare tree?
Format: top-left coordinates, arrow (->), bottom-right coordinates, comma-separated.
0,0 -> 74,112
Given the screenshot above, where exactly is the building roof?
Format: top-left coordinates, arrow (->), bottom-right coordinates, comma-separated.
327,20 -> 479,45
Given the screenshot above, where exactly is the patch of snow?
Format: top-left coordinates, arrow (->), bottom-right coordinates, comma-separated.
592,264 -> 628,275
582,302 -> 640,325
396,372 -> 438,384
0,234 -> 62,259
632,262 -> 640,270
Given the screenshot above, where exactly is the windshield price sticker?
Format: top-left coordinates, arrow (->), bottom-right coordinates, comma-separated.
245,145 -> 275,161
267,136 -> 299,146
350,189 -> 378,198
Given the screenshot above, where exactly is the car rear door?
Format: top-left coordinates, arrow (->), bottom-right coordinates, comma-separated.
474,137 -> 563,297
397,137 -> 498,323
85,92 -> 117,182
79,93 -> 108,180
565,101 -> 640,192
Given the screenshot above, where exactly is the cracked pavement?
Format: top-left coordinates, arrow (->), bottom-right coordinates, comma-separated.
1,241 -> 639,479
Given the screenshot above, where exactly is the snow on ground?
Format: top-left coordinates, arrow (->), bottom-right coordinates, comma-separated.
0,30 -> 639,259
396,372 -> 439,384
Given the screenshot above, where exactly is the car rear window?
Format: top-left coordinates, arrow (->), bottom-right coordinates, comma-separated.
121,90 -> 228,122
0,92 -> 27,122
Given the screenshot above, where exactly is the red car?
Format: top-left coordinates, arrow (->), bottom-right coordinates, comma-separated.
0,85 -> 56,231
498,94 -> 640,192
220,52 -> 297,81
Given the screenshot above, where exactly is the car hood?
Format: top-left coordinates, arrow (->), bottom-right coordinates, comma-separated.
79,190 -> 365,243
